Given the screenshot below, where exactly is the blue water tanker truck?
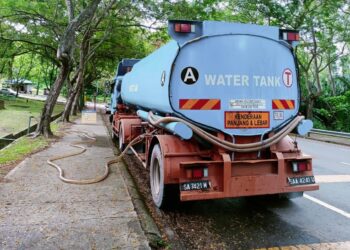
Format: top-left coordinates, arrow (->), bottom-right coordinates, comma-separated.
108,59 -> 139,122
112,20 -> 319,208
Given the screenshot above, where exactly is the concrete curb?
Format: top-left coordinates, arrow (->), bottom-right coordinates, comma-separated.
101,113 -> 163,248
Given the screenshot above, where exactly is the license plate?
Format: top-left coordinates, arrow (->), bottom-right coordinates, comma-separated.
180,180 -> 210,191
287,176 -> 315,186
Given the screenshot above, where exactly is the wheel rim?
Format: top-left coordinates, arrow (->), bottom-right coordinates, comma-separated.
152,159 -> 161,196
119,127 -> 123,150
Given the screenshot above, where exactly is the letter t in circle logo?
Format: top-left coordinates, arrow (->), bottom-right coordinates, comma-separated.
283,68 -> 293,87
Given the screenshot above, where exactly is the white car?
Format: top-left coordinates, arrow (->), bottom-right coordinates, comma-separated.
0,88 -> 16,96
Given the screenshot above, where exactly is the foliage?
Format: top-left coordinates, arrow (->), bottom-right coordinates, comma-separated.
0,0 -> 349,131
313,91 -> 350,132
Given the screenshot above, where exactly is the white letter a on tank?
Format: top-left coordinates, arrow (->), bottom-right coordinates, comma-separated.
184,68 -> 196,82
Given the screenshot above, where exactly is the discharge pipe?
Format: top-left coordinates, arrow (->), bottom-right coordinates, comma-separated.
137,110 -> 193,140
147,111 -> 308,153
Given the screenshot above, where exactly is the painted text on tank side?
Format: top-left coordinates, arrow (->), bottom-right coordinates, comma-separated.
204,74 -> 281,87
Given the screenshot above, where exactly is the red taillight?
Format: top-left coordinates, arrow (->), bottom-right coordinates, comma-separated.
292,161 -> 309,173
193,168 -> 203,178
287,32 -> 299,41
186,167 -> 208,179
174,23 -> 194,33
298,162 -> 307,171
283,31 -> 300,41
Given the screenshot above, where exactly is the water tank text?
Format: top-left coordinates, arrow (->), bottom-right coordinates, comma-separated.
204,74 -> 281,87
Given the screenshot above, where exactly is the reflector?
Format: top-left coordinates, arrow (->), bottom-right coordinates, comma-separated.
203,168 -> 208,178
292,162 -> 298,172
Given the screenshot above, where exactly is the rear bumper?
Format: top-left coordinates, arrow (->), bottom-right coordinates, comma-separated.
178,153 -> 319,201
180,181 -> 319,201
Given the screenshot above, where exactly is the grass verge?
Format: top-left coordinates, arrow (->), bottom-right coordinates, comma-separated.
0,121 -> 61,169
0,96 -> 64,137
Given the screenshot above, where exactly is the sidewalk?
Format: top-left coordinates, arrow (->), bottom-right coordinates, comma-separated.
0,113 -> 150,249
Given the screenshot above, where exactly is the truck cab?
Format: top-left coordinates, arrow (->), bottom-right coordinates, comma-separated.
108,59 -> 139,123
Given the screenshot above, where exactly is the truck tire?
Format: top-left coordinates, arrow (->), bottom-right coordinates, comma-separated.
118,127 -> 125,151
150,144 -> 179,208
150,144 -> 166,208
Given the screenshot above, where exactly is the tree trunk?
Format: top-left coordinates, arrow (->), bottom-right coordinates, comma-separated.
35,60 -> 70,137
62,65 -> 84,121
61,68 -> 79,122
34,0 -> 102,137
311,26 -> 322,93
71,83 -> 82,116
36,81 -> 40,95
328,64 -> 336,96
62,28 -> 91,121
306,97 -> 315,119
62,90 -> 75,122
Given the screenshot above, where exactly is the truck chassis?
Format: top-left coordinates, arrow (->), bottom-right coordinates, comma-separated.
112,106 -> 319,207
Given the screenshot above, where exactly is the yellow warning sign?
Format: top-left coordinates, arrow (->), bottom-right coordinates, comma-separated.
81,110 -> 97,124
225,111 -> 270,129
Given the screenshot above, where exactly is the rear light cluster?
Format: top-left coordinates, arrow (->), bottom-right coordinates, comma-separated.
186,167 -> 208,179
291,161 -> 310,173
281,31 -> 300,41
174,23 -> 195,33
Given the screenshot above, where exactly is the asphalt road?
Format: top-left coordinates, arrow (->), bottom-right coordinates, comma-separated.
101,111 -> 350,249
268,138 -> 350,247
160,137 -> 350,249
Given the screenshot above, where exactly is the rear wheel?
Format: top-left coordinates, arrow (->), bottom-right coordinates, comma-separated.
150,145 -> 164,207
150,144 -> 178,208
118,126 -> 125,151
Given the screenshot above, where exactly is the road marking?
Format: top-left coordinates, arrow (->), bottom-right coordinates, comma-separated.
256,241 -> 350,250
341,162 -> 350,166
304,194 -> 350,219
315,175 -> 350,183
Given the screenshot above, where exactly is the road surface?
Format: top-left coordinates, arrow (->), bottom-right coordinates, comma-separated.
103,110 -> 350,248
154,137 -> 350,249
17,93 -> 66,103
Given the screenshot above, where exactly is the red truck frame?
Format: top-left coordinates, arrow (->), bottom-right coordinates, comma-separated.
112,104 -> 319,208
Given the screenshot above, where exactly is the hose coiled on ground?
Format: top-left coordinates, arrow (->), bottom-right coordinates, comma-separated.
47,130 -> 146,185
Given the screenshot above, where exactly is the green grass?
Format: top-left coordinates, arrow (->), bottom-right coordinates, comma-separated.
0,121 -> 60,166
0,136 -> 49,165
0,96 -> 64,137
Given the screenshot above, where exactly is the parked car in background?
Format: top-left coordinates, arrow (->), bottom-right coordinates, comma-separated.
0,88 -> 16,96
